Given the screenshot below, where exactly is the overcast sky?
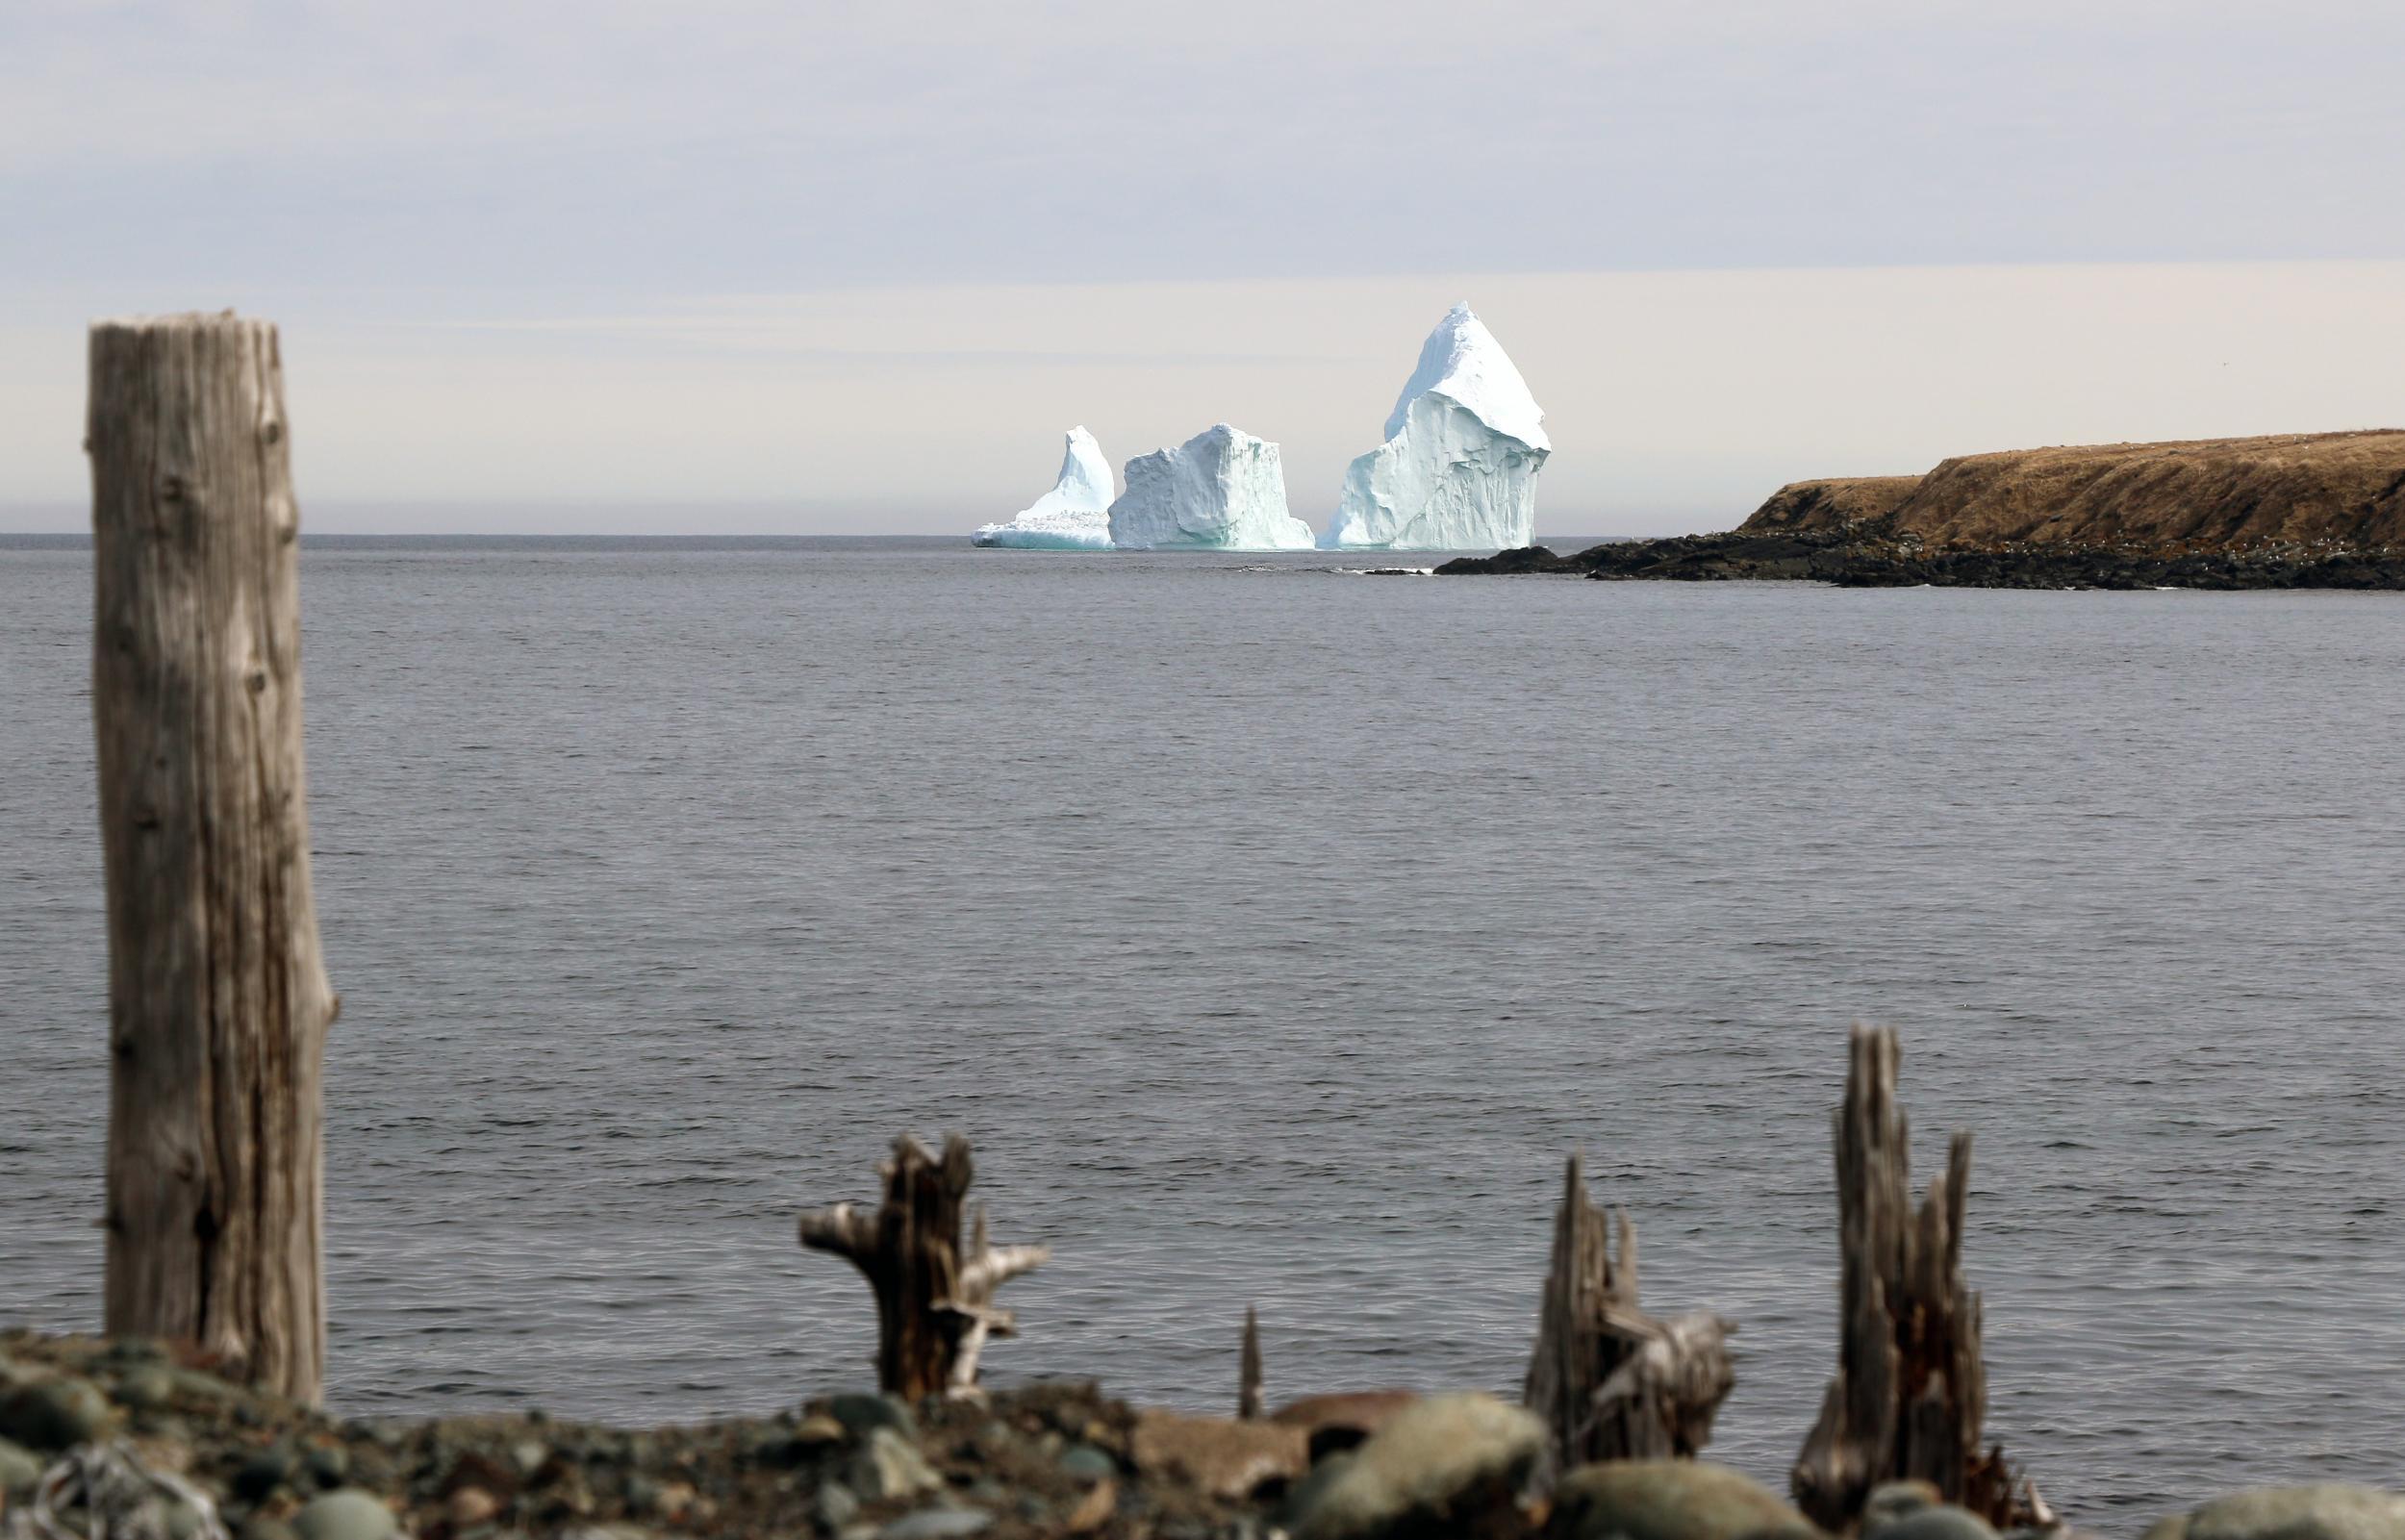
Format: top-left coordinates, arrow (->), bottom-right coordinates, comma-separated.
5,0 -> 2401,534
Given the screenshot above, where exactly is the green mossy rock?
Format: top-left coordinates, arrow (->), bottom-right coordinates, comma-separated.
2144,1485 -> 2405,1540
292,1488 -> 400,1540
1868,1499 -> 1998,1540
1287,1392 -> 1544,1540
0,1436 -> 45,1496
1547,1459 -> 1820,1540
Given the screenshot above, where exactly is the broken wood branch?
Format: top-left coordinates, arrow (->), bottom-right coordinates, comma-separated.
1791,1024 -> 2041,1531
798,1134 -> 1049,1401
1525,1153 -> 1735,1467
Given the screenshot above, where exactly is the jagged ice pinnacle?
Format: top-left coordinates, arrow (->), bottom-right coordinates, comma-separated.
1321,303 -> 1551,551
972,426 -> 1116,549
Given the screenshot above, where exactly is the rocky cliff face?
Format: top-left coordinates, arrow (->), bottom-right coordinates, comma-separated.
1739,431 -> 2405,552
1738,476 -> 1925,534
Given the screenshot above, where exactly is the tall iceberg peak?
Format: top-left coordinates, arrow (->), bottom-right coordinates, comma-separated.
1380,303 -> 1550,450
1108,424 -> 1317,551
972,426 -> 1116,548
1322,303 -> 1551,551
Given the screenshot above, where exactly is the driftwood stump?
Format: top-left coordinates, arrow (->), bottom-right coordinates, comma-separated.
89,313 -> 337,1404
798,1135 -> 1047,1400
1525,1154 -> 1735,1467
1238,1306 -> 1263,1420
1792,1026 -> 2042,1530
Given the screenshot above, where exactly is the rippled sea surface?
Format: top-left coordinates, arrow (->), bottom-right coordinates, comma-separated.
6,536 -> 2404,1528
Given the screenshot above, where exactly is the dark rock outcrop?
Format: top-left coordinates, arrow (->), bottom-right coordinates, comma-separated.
1576,532 -> 1854,582
1433,545 -> 1581,574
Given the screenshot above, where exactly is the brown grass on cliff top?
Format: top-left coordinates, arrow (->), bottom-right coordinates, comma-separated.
1739,429 -> 2405,552
1739,475 -> 1924,534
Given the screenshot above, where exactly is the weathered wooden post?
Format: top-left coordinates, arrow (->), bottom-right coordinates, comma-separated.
1525,1153 -> 1735,1467
799,1135 -> 1048,1399
88,312 -> 337,1403
1238,1306 -> 1263,1420
1791,1025 -> 2040,1530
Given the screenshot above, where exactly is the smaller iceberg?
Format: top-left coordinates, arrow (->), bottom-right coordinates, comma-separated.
1321,303 -> 1551,551
973,426 -> 1116,549
1108,424 -> 1316,551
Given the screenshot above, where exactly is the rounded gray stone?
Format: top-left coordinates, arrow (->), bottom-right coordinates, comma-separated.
0,1436 -> 44,1496
235,1446 -> 298,1502
1864,1483 -> 1945,1528
851,1426 -> 943,1502
1549,1458 -> 1820,1540
829,1394 -> 917,1443
0,1375 -> 117,1451
817,1480 -> 862,1530
1059,1444 -> 1117,1482
112,1366 -> 176,1410
878,1509 -> 993,1540
165,1368 -> 239,1403
293,1488 -> 399,1540
2160,1485 -> 2405,1540
304,1443 -> 350,1489
164,1496 -> 210,1540
1286,1392 -> 1544,1540
1872,1507 -> 2000,1540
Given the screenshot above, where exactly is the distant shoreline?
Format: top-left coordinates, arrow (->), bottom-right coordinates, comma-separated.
1,533 -> 1639,554
0,533 -> 975,551
1436,529 -> 2405,590
1440,430 -> 2405,591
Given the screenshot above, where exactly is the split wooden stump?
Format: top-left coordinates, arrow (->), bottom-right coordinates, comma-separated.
89,312 -> 337,1404
1792,1025 -> 2046,1531
1526,1153 -> 1736,1467
798,1134 -> 1048,1400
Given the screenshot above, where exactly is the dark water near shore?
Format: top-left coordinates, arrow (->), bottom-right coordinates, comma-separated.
6,537 -> 2404,1528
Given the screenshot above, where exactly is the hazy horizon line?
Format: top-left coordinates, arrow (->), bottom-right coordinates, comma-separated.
0,497 -> 1753,541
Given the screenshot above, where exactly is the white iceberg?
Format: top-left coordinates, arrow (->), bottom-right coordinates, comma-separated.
972,426 -> 1117,549
1320,302 -> 1551,551
1107,423 -> 1316,551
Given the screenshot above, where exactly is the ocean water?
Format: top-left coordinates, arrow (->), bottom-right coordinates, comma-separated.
5,536 -> 2404,1529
